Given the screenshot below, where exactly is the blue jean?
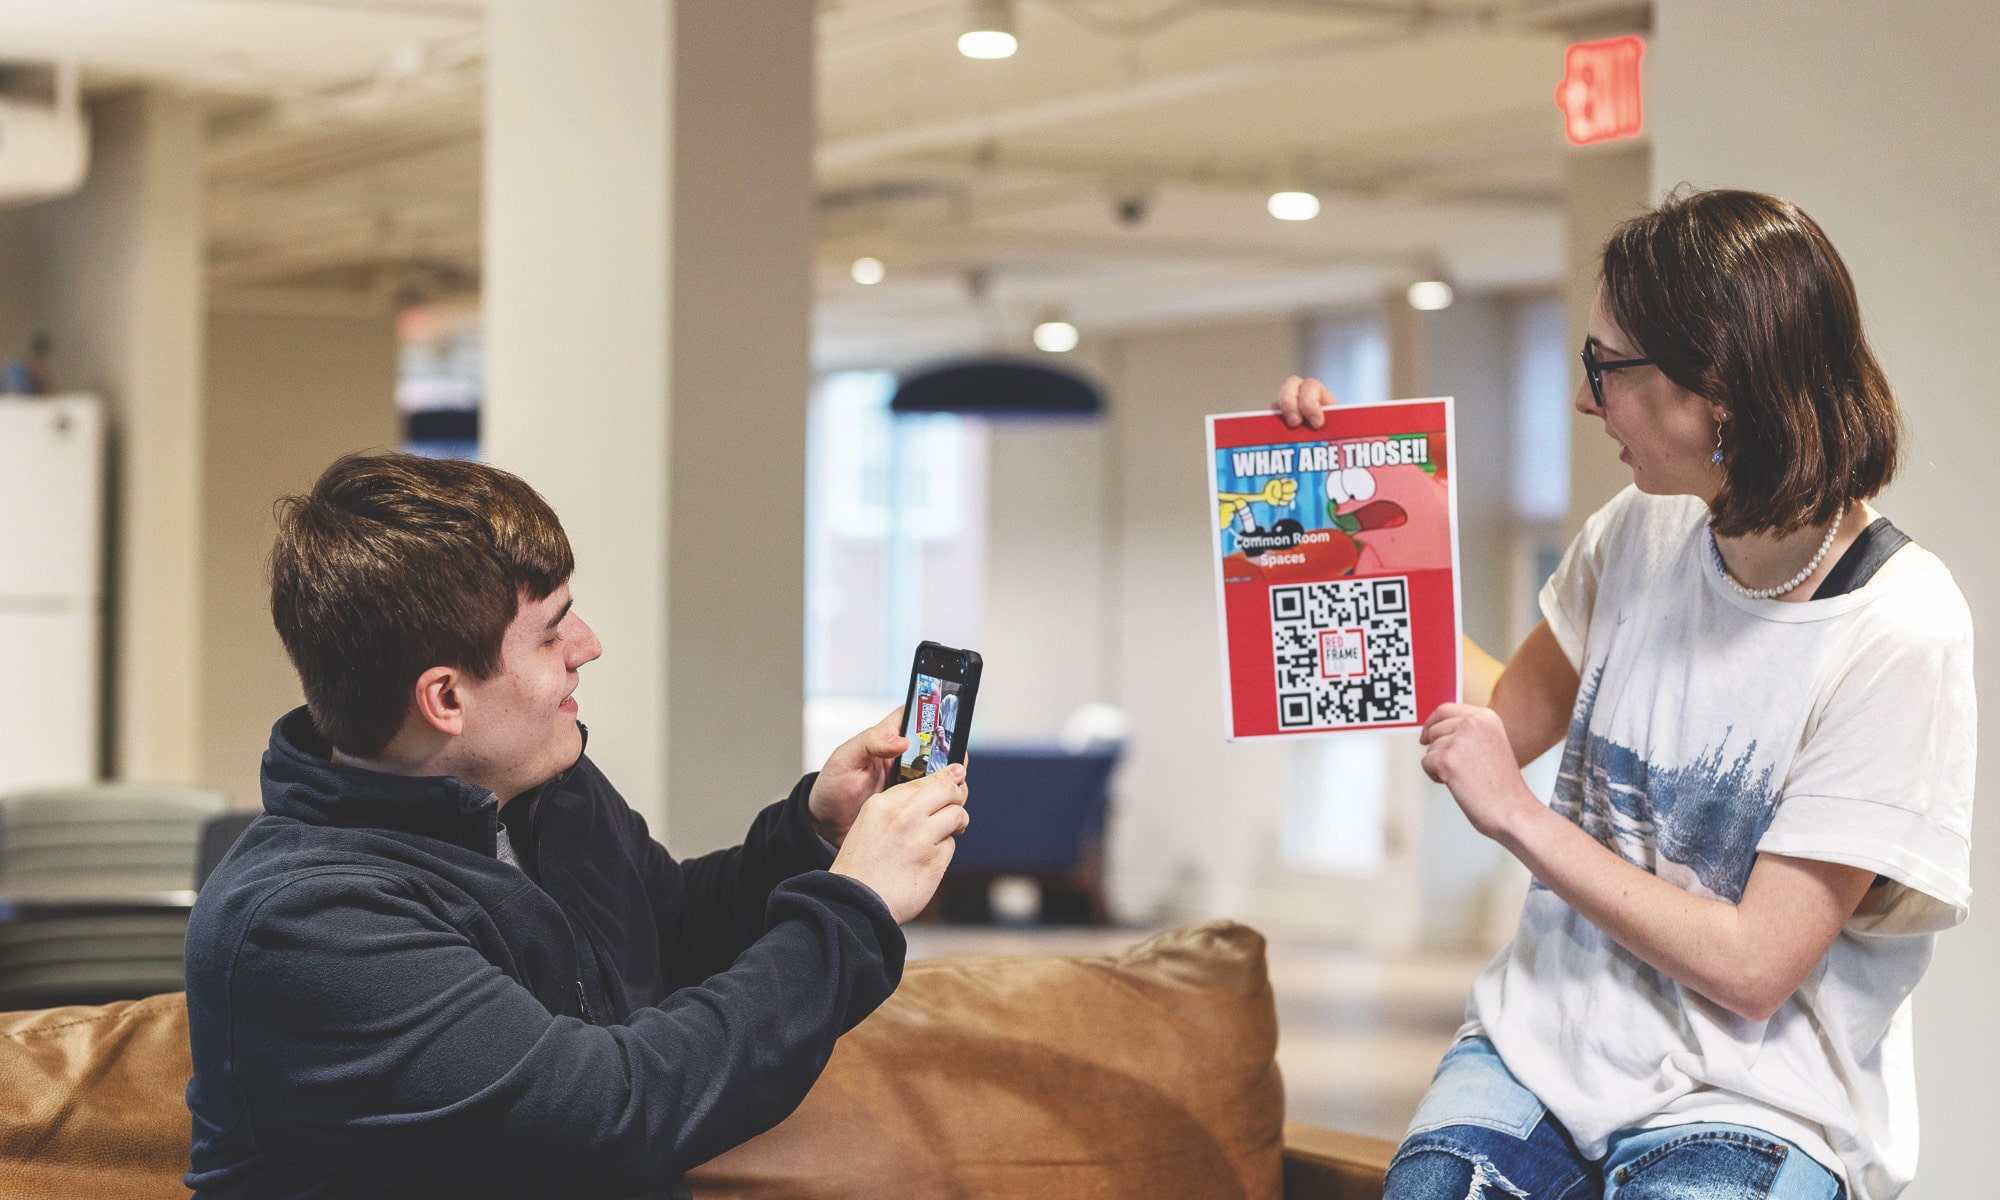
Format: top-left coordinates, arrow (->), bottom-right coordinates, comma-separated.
1384,1037 -> 1844,1200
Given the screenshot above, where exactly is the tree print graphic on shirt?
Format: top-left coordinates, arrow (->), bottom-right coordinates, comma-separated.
1544,661 -> 1780,903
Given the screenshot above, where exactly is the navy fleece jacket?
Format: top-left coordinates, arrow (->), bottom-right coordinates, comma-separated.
184,709 -> 904,1199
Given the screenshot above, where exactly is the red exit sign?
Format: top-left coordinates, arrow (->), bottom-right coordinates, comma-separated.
1555,36 -> 1645,146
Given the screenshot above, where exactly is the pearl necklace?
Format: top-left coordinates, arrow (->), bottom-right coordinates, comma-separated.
1709,503 -> 1845,600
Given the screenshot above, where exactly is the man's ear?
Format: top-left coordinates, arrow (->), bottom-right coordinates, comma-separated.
411,666 -> 467,737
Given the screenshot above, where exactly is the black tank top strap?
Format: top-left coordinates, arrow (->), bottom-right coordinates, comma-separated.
1811,517 -> 1911,600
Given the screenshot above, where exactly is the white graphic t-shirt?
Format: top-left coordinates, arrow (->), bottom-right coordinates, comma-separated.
1462,486 -> 1975,1200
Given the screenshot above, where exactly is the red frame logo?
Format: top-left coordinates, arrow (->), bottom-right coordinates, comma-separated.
1319,627 -> 1367,678
1556,36 -> 1645,146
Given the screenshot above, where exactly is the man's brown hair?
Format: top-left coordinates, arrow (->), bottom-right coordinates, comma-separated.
1601,187 -> 1902,537
270,453 -> 574,757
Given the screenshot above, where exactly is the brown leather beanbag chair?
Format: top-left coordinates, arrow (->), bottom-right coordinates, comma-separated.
0,992 -> 192,1199
0,920 -> 1282,1199
693,919 -> 1284,1199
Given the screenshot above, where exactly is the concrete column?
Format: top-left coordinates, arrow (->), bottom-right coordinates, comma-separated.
1649,4 -> 1999,1195
30,89 -> 206,783
484,2 -> 815,852
1384,288 -> 1426,402
1561,141 -> 1649,540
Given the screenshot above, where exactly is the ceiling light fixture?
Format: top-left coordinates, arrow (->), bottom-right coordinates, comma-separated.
959,0 -> 1018,59
850,256 -> 886,285
1406,279 -> 1455,311
1033,320 -> 1080,353
1267,191 -> 1321,221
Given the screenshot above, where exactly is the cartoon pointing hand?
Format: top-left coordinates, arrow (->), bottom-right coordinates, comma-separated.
1216,478 -> 1298,527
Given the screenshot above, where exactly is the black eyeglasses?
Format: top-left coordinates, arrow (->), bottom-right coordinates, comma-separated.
1580,340 -> 1653,407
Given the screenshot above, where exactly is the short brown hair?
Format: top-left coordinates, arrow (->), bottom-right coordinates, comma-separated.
270,453 -> 574,757
1601,188 -> 1901,536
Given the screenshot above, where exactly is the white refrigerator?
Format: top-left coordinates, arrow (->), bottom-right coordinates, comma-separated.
0,394 -> 103,791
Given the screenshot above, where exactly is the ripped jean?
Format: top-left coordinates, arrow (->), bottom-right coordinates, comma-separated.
1384,1037 -> 1844,1200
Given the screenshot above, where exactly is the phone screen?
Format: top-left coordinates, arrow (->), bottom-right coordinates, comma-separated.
899,671 -> 966,782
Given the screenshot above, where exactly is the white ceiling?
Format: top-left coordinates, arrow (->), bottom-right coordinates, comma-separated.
0,0 -> 1649,366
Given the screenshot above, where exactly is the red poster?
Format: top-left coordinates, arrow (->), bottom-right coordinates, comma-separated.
1206,400 -> 1461,739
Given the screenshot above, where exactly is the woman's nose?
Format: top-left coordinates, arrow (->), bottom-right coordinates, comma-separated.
1573,380 -> 1600,417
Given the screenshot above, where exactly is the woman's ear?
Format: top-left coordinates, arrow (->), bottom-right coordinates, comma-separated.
411,666 -> 466,736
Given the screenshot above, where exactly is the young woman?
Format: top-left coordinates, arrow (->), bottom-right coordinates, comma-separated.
1276,189 -> 1974,1200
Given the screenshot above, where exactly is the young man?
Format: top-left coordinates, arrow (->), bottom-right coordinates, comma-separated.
184,453 -> 968,1199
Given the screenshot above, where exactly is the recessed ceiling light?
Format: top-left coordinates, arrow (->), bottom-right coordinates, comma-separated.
1407,280 -> 1455,311
1267,191 -> 1321,221
850,257 -> 886,285
958,30 -> 1017,58
1033,321 -> 1079,353
960,0 -> 1018,59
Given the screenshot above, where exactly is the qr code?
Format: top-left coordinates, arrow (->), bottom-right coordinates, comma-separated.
1269,578 -> 1416,729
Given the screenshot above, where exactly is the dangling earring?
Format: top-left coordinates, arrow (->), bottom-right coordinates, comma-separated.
1712,413 -> 1727,466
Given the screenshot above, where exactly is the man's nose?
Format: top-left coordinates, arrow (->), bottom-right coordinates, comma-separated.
570,618 -> 604,667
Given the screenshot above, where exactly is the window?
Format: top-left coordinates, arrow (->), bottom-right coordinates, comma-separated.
396,303 -> 481,460
1309,314 -> 1390,408
1507,294 -> 1572,638
804,371 -> 986,761
1509,297 -> 1570,524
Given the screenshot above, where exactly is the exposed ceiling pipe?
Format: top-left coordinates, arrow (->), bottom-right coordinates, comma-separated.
207,30 -> 482,164
892,104 -> 1558,196
819,225 -> 1425,274
1048,0 -> 1441,38
819,24 -> 1426,175
223,0 -> 482,17
816,0 -> 1646,176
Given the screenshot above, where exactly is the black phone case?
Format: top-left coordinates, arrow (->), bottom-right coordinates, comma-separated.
901,641 -> 982,774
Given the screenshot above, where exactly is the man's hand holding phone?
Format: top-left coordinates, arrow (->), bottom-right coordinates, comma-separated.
829,764 -> 969,924
821,641 -> 982,922
807,706 -> 908,848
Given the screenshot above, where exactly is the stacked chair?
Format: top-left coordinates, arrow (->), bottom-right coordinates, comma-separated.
0,784 -> 228,1009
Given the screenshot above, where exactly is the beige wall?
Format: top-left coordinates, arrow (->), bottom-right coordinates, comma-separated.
1562,141 -> 1651,538
29,88 -> 205,783
1387,293 -> 1533,946
199,302 -> 400,808
983,320 -> 1308,920
0,209 -> 40,362
1387,292 -> 1515,654
6,92 -> 400,808
1100,317 -> 1302,920
976,351 -> 1117,742
1650,3 -> 1999,1194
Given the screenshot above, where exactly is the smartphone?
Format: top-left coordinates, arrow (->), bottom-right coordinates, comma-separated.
896,641 -> 982,783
